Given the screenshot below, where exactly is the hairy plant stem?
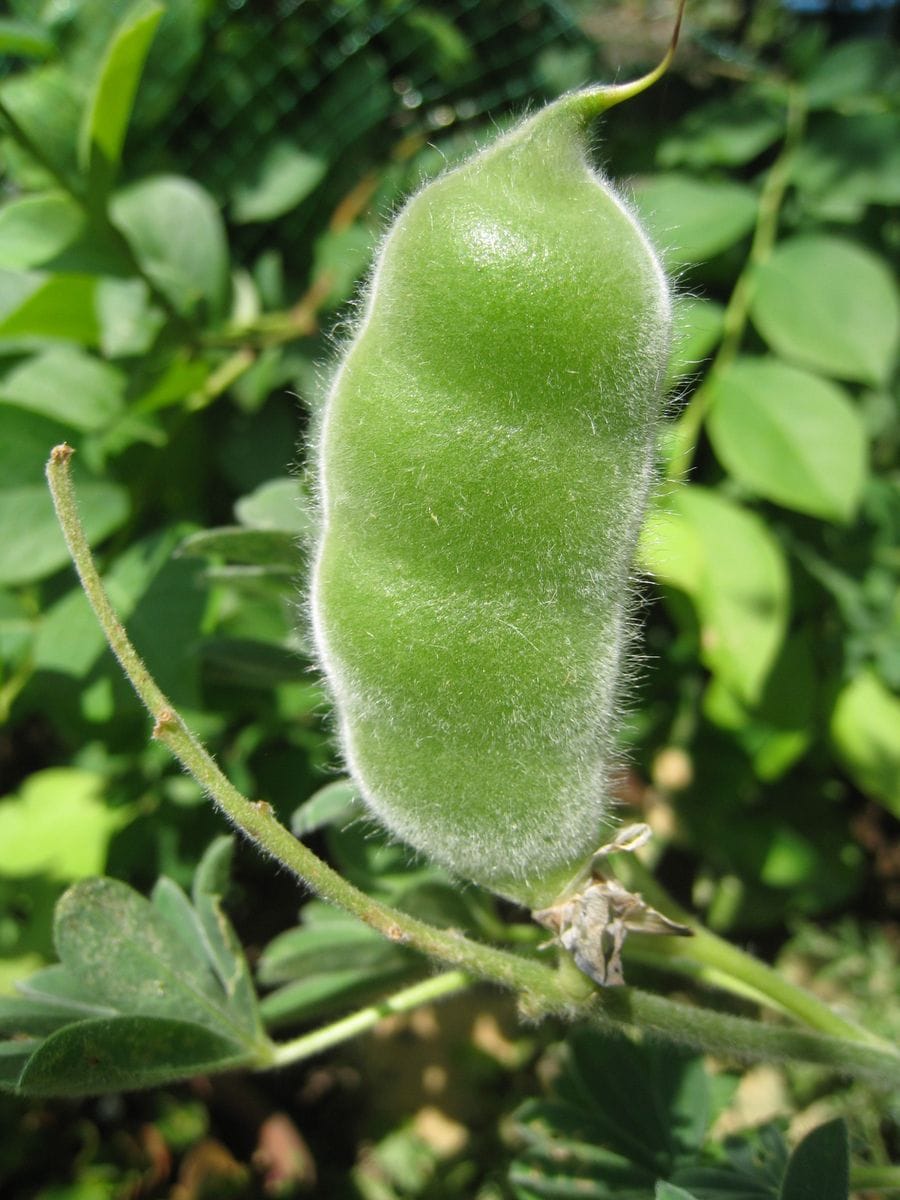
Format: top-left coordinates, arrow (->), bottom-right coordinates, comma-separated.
269,971 -> 471,1069
46,446 -> 900,1088
667,83 -> 808,481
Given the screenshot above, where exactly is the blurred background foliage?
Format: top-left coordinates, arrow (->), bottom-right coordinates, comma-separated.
0,0 -> 898,1195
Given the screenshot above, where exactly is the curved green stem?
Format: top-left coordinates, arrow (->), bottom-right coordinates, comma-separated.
270,970 -> 471,1069
667,83 -> 808,481
599,989 -> 893,1084
850,1165 -> 900,1193
570,0 -> 686,121
616,856 -> 882,1047
45,445 -> 900,1089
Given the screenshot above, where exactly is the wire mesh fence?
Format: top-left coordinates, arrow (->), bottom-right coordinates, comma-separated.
134,0 -> 596,256
1,0 -> 701,301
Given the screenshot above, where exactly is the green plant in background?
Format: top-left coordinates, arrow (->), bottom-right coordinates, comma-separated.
0,0 -> 898,1196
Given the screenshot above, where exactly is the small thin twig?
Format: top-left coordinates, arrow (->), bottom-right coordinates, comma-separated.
270,970 -> 471,1069
667,83 -> 808,481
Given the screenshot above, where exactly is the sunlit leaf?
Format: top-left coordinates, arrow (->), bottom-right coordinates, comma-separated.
642,488 -> 790,704
831,670 -> 900,817
0,193 -> 84,270
0,272 -> 100,345
0,769 -> 128,882
658,90 -> 783,169
750,236 -> 899,385
631,174 -> 757,269
669,296 -> 725,383
291,779 -> 361,837
0,408 -> 129,586
110,175 -> 230,321
706,357 -> 867,523
234,476 -> 313,534
78,0 -> 164,194
231,140 -> 327,223
0,346 -> 124,430
0,19 -> 56,60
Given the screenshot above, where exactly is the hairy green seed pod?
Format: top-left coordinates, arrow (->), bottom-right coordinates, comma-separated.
311,65 -> 674,910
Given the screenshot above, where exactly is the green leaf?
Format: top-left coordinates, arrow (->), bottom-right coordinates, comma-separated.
830,670 -> 900,816
110,175 -> 230,321
291,779 -> 361,837
658,90 -> 784,169
792,113 -> 900,222
312,224 -> 378,309
48,874 -> 268,1068
151,877 -> 216,976
177,527 -> 302,572
0,193 -> 85,270
706,358 -> 867,523
510,1139 -> 651,1198
0,272 -> 100,345
657,1186 -> 700,1200
631,174 -> 757,269
0,1041 -> 39,1092
0,19 -> 56,60
0,588 -> 33,662
96,276 -> 164,356
16,964 -> 119,1015
669,296 -> 725,383
750,236 -> 899,385
0,346 -> 124,430
16,1015 -> 251,1097
5,864 -> 273,1096
509,1031 -> 716,1198
231,140 -> 327,224
258,907 -> 412,987
0,768 -> 128,882
674,1123 -> 788,1198
0,65 -> 82,188
191,838 -> 265,1042
54,879 -> 228,1028
259,971 -> 414,1031
642,488 -> 790,704
78,0 -> 164,195
200,638 -> 306,689
258,906 -> 419,1029
34,526 -> 195,680
804,38 -> 900,109
560,1031 -> 710,1165
780,1119 -> 848,1200
0,994 -> 114,1038
234,476 -> 313,534
0,407 -> 129,586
